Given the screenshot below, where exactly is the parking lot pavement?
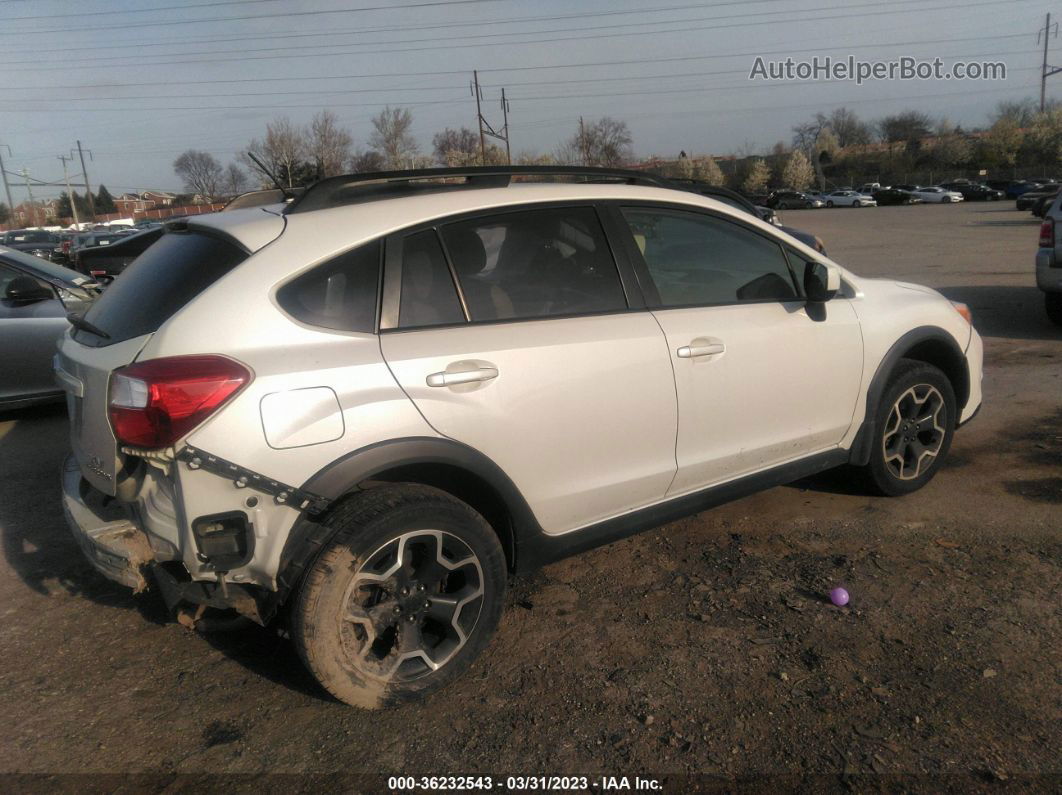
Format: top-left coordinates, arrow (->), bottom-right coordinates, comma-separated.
0,202 -> 1058,786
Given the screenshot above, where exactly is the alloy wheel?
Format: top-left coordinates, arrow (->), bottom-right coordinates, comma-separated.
339,530 -> 485,682
882,384 -> 947,480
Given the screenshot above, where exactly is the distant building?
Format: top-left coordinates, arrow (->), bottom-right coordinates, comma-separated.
113,190 -> 178,215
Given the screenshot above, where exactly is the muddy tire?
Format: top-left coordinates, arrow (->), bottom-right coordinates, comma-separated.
857,359 -> 957,497
292,484 -> 506,709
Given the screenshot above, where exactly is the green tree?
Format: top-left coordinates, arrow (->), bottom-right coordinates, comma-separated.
95,185 -> 117,213
980,117 -> 1023,168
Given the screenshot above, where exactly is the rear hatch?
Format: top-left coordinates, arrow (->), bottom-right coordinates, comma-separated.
57,224 -> 258,495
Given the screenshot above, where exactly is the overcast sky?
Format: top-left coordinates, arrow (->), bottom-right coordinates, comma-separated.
0,0 -> 1052,200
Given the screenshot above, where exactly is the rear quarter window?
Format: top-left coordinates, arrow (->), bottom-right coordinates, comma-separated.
276,240 -> 381,333
78,229 -> 248,346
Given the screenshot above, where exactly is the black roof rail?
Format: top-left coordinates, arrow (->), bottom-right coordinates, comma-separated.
284,165 -> 673,214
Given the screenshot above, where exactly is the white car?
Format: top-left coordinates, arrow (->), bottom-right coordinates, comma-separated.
56,166 -> 983,709
825,190 -> 877,207
911,186 -> 964,203
1034,192 -> 1062,325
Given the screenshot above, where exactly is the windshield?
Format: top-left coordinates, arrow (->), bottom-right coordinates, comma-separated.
4,230 -> 55,244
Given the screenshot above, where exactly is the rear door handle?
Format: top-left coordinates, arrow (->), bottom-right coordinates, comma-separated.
676,341 -> 725,358
426,367 -> 499,387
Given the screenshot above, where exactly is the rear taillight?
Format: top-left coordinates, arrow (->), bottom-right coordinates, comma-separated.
109,355 -> 252,449
1040,218 -> 1055,248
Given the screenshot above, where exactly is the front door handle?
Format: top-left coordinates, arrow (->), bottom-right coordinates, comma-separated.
426,366 -> 499,387
676,341 -> 725,358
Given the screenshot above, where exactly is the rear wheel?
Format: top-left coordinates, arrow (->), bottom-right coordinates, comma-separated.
293,485 -> 507,709
1047,293 -> 1062,326
857,359 -> 956,496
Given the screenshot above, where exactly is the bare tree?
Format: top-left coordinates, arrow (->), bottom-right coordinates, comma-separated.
173,150 -> 223,200
350,149 -> 386,172
432,127 -> 480,165
243,116 -> 308,188
566,117 -> 633,167
828,107 -> 872,148
876,111 -> 933,144
369,107 -> 417,169
223,163 -> 248,196
308,110 -> 353,178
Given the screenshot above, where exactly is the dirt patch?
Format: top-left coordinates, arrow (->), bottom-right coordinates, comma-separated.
1003,477 -> 1062,503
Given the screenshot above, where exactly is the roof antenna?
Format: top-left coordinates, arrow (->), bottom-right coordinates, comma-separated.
246,151 -> 292,200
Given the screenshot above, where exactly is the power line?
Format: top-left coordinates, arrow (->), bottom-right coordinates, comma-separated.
0,1 -> 783,55
8,36 -> 1034,104
0,0 -> 1014,72
4,0 -> 278,22
3,27 -> 1034,99
0,0 -> 511,36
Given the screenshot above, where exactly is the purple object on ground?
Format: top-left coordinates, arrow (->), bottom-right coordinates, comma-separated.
829,587 -> 850,607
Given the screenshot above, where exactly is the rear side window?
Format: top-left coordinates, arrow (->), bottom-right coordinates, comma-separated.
277,240 -> 381,333
439,206 -> 627,322
79,230 -> 247,346
397,230 -> 465,329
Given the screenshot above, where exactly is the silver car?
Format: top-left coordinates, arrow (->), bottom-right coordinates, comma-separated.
0,246 -> 98,408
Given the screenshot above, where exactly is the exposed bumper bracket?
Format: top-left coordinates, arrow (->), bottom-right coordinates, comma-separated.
176,446 -> 330,514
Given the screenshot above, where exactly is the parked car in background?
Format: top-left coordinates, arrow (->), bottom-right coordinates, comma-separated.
0,246 -> 98,408
1016,185 -> 1059,212
872,188 -> 923,206
939,182 -> 1004,201
676,181 -> 827,253
1032,191 -> 1060,218
910,187 -> 964,203
73,227 -> 164,282
1006,181 -> 1043,198
765,190 -> 822,209
825,190 -> 876,207
1,229 -> 60,260
1035,192 -> 1062,326
857,182 -> 882,194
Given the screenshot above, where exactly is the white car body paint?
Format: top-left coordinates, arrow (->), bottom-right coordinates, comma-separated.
57,183 -> 984,591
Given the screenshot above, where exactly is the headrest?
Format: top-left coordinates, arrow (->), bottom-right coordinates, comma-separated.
445,227 -> 487,276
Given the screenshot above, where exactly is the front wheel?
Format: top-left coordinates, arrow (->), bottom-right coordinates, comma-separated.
826,200 -> 834,207
293,484 -> 507,709
1047,292 -> 1062,326
856,359 -> 957,496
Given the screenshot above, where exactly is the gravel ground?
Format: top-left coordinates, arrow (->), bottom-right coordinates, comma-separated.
0,201 -> 1059,792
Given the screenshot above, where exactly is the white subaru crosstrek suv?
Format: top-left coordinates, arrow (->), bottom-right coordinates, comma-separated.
56,167 -> 983,708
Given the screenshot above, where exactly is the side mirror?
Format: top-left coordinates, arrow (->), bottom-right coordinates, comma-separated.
804,261 -> 840,303
5,275 -> 54,304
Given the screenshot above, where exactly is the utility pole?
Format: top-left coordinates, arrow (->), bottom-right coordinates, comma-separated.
471,70 -> 512,165
21,168 -> 37,227
75,140 -> 96,220
500,88 -> 511,164
58,154 -> 80,227
472,70 -> 487,163
0,144 -> 14,217
1039,12 -> 1061,112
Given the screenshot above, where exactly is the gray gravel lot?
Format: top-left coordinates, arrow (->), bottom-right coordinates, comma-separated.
0,201 -> 1058,791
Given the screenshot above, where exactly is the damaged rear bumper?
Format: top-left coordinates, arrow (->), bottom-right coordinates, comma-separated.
62,454 -> 154,592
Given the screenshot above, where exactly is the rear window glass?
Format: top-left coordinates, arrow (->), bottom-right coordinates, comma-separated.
78,229 -> 247,346
277,240 -> 381,333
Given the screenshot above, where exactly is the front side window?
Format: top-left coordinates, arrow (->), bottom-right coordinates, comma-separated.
621,208 -> 799,307
439,206 -> 627,322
